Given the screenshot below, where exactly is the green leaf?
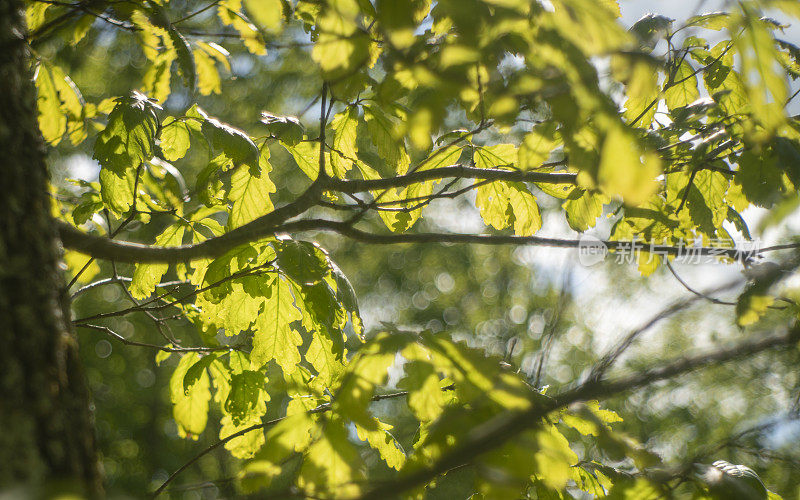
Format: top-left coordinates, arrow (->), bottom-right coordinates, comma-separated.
475,181 -> 541,235
334,338 -> 398,428
476,180 -> 512,230
170,353 -> 212,438
518,124 -> 558,170
622,61 -> 660,127
197,41 -> 231,72
311,4 -> 371,79
630,14 -> 674,50
398,359 -> 445,422
168,25 -> 197,94
159,117 -> 192,161
220,412 -> 266,458
251,276 -> 303,372
474,144 -> 517,170
48,65 -> 87,145
299,279 -> 347,350
298,418 -> 362,496
305,333 -> 345,386
369,144 -> 463,232
736,14 -> 788,134
194,47 -> 222,95
699,460 -> 768,500
228,146 -> 276,229
98,167 -> 137,214
224,370 -> 269,427
35,63 -> 67,145
155,348 -> 173,366
331,262 -> 363,336
282,140 -> 324,180
72,190 -> 103,226
421,333 -> 497,400
208,358 -> 233,410
363,104 -> 410,174
218,0 -> 267,55
183,353 -> 221,393
689,169 -> 729,230
330,106 -> 359,177
94,92 -> 160,213
198,278 -> 264,335
598,127 -> 660,206
665,60 -> 700,110
244,0 -> 283,31
734,150 -> 782,208
140,2 -> 197,93
355,420 -> 406,470
533,425 -> 580,490
507,183 -> 542,236
130,223 -> 185,299
261,112 -> 304,146
198,107 -> 259,167
685,12 -> 730,31
195,243 -> 276,335
605,478 -> 663,499
196,154 -> 230,207
736,288 -> 774,326
142,52 -> 174,103
376,0 -> 426,49
275,240 -> 330,285
26,2 -> 50,32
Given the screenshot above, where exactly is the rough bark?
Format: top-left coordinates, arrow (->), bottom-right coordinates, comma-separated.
0,1 -> 102,496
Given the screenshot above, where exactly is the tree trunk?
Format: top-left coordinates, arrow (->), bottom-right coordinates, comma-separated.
0,1 -> 102,496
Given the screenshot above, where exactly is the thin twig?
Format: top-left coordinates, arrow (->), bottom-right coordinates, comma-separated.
173,0 -> 223,24
77,324 -> 240,353
72,261 -> 276,324
587,278 -> 743,382
71,277 -> 190,300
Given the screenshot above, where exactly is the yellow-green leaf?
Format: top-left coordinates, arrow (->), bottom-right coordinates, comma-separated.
598,127 -> 660,206
244,0 -> 283,31
130,223 -> 185,299
330,107 -> 359,178
251,276 -> 303,372
35,63 -> 66,145
356,420 -> 406,470
228,146 -> 276,228
170,353 -> 212,438
363,104 -> 410,174
665,60 -> 700,110
518,125 -> 558,170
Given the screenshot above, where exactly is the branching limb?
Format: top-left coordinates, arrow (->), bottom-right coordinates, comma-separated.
59,217 -> 800,264
357,327 -> 800,500
152,385 -> 455,497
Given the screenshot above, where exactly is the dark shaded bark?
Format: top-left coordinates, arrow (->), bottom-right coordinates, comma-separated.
0,1 -> 102,496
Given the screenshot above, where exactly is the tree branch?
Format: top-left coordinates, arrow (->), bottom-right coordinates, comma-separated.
357,327 -> 800,500
327,163 -> 575,193
71,276 -> 190,300
59,217 -> 800,264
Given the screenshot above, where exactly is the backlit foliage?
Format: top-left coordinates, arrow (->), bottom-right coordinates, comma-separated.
31,0 -> 800,497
